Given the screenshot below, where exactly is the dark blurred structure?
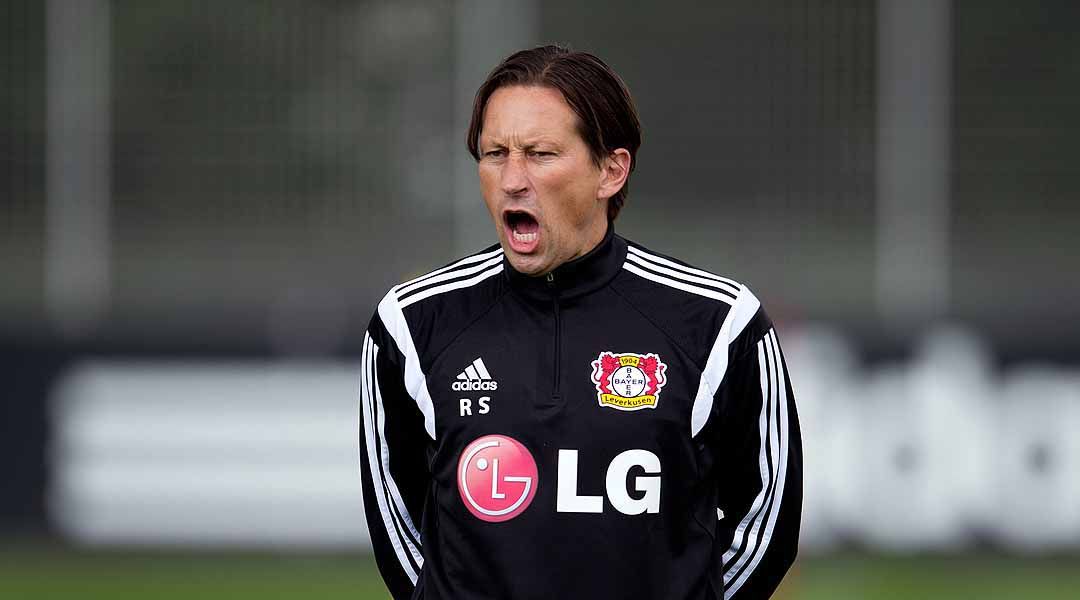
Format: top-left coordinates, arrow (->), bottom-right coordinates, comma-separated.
2,0 -> 1078,551
4,1 -> 1077,352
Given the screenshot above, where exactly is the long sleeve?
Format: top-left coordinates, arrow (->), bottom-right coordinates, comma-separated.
359,309 -> 431,600
712,322 -> 803,599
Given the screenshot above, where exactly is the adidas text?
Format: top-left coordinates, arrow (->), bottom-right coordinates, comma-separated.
452,380 -> 499,391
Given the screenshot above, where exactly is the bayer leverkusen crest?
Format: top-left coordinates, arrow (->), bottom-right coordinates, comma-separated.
590,352 -> 668,411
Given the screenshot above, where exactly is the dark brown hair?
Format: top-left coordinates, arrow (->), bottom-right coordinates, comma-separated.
466,45 -> 642,221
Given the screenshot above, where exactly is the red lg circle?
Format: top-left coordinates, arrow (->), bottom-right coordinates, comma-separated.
457,434 -> 538,522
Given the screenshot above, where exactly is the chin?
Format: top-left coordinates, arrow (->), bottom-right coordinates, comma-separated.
504,249 -> 547,276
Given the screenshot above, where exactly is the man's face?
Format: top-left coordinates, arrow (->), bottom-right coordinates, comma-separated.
477,85 -> 609,277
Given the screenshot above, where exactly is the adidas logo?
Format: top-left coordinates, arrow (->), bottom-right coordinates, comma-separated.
452,357 -> 499,391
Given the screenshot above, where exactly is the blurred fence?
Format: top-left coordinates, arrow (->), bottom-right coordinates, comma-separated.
3,1 -> 1078,353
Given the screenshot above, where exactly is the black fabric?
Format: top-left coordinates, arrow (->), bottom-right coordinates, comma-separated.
502,224 -> 626,303
709,328 -> 802,600
358,311 -> 430,600
360,234 -> 802,600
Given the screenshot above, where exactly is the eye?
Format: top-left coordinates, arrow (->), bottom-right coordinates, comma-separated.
529,150 -> 556,158
483,148 -> 506,159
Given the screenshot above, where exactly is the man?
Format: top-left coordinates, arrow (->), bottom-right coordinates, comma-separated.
359,45 -> 801,600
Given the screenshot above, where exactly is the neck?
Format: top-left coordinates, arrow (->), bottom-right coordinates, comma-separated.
502,224 -> 625,302
542,219 -> 609,276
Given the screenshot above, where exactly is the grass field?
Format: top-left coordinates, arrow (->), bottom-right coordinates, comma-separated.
2,545 -> 1079,599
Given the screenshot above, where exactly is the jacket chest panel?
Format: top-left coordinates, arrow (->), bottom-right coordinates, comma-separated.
427,299 -> 702,484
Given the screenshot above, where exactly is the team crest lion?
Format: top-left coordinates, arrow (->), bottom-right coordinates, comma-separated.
590,352 -> 668,411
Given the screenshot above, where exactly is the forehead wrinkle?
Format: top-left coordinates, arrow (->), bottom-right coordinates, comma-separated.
480,88 -> 578,149
480,112 -> 563,143
480,131 -> 564,150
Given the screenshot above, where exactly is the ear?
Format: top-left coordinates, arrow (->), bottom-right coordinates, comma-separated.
596,148 -> 632,201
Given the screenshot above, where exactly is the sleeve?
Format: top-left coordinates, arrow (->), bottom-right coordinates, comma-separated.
359,307 -> 431,600
710,312 -> 803,600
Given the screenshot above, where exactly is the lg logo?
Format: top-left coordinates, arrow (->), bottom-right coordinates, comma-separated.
458,435 -> 538,522
555,449 -> 661,515
457,435 -> 662,522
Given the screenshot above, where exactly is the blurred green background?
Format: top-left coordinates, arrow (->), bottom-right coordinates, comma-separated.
3,1 -> 1079,598
4,546 -> 1080,600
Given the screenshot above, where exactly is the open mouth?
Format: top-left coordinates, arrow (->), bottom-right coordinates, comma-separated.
503,209 -> 540,253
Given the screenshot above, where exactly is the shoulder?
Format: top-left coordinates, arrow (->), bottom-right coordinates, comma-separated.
370,244 -> 506,354
384,245 -> 504,310
619,239 -> 745,306
613,238 -> 769,363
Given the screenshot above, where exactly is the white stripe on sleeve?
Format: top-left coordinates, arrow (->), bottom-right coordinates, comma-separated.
724,330 -> 791,599
396,254 -> 503,298
360,333 -> 419,583
398,263 -> 503,309
625,253 -> 739,296
690,285 -> 760,436
626,245 -> 741,293
623,262 -> 735,304
372,341 -> 425,567
377,291 -> 437,440
721,332 -> 776,582
394,247 -> 503,294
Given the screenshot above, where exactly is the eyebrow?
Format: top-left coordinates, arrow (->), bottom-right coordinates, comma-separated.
481,139 -> 559,151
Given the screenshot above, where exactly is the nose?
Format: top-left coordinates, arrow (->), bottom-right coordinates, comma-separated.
500,153 -> 529,197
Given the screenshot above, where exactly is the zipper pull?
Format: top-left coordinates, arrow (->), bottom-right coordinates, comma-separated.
545,272 -> 555,286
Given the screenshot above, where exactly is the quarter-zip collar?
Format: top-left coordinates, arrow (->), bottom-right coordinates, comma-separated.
503,224 -> 627,303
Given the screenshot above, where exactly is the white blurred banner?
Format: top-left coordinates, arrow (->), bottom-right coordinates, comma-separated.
788,325 -> 1080,553
49,330 -> 1080,552
49,362 -> 369,549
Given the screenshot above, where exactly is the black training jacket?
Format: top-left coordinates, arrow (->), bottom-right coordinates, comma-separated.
358,228 -> 802,600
